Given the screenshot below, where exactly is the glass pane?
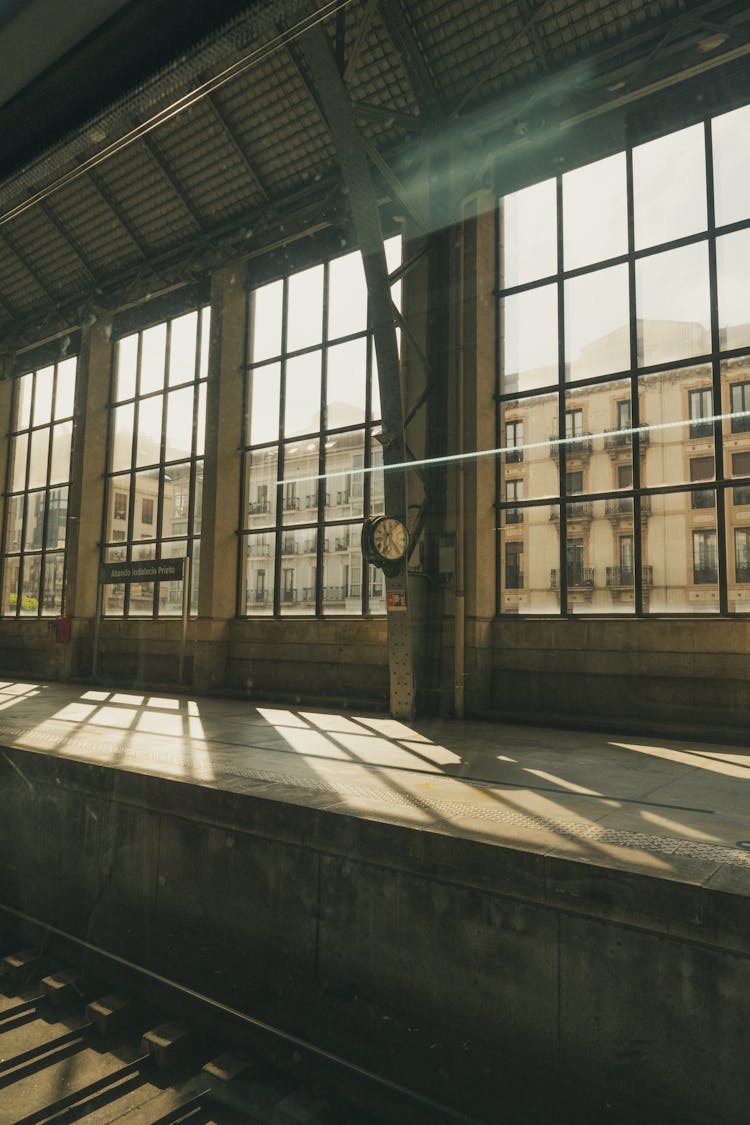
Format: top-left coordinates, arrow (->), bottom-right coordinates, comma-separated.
385,235 -> 402,314
5,496 -> 24,553
133,470 -> 160,539
49,422 -> 72,485
115,334 -> 138,400
370,438 -> 384,517
501,177 -> 557,287
717,230 -> 750,351
130,540 -> 155,617
17,372 -> 33,428
54,358 -> 76,419
564,379 -> 631,493
24,492 -> 44,550
168,312 -> 198,386
636,243 -> 711,366
107,478 -> 131,541
190,540 -> 200,615
28,429 -> 49,489
162,463 -> 191,539
501,284 -> 558,393
199,307 -> 211,379
279,528 -> 316,615
158,540 -> 188,617
45,487 -> 68,550
729,524 -> 750,613
712,104 -> 750,227
33,366 -> 54,426
500,504 -> 560,614
640,365 -> 714,487
564,264 -> 629,380
569,500 -> 635,615
371,341 -> 381,420
136,396 -> 163,467
11,433 -> 28,491
246,448 -> 277,529
325,431 -> 365,520
103,547 -> 127,618
2,558 -> 19,614
563,152 -> 627,270
502,393 -> 558,500
41,554 -> 64,615
245,532 -> 275,615
722,359 -> 750,480
327,338 -> 367,427
247,362 -> 280,446
21,558 -> 40,615
193,463 -> 203,537
368,563 -> 385,613
282,439 -> 319,525
111,403 -> 134,472
165,386 -> 194,461
140,323 -> 167,394
287,264 -> 324,352
251,280 -> 283,362
328,251 -> 367,339
644,492 -> 719,613
322,522 -> 361,614
285,351 -> 321,437
633,124 -> 706,249
195,383 -> 206,457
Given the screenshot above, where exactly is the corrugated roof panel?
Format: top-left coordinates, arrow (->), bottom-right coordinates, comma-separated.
46,180 -> 139,274
7,209 -> 91,295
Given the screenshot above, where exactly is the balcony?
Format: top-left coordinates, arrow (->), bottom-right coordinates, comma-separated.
605,496 -> 650,520
549,501 -> 593,521
251,590 -> 270,604
504,566 -> 523,590
250,500 -> 271,515
334,537 -> 350,551
693,567 -> 718,585
549,433 -> 593,459
335,490 -> 351,505
550,567 -> 595,590
604,429 -> 650,452
736,565 -> 750,584
505,448 -> 523,464
605,566 -> 654,588
505,508 -> 523,524
282,496 -> 300,512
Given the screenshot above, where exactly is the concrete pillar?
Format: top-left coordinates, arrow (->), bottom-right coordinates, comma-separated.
64,313 -> 113,677
460,191 -> 496,711
193,260 -> 247,691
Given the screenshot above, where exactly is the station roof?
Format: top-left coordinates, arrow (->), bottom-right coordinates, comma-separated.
0,0 -> 748,350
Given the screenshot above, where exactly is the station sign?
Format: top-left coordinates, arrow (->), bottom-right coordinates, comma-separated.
99,558 -> 185,584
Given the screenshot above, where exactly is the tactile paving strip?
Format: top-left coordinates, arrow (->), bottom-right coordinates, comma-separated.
1,722 -> 749,871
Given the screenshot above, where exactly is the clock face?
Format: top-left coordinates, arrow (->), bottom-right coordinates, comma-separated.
372,517 -> 408,561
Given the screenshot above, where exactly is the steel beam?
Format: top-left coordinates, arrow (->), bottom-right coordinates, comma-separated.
378,0 -> 441,117
141,133 -> 206,231
295,20 -> 416,718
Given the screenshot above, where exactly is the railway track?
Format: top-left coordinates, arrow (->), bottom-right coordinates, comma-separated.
0,939 -> 473,1125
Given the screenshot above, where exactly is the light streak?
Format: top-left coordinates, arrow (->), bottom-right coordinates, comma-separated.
276,408 -> 750,487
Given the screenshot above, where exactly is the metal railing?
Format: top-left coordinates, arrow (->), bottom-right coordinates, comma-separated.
550,433 -> 593,458
550,566 -> 595,589
605,565 -> 653,587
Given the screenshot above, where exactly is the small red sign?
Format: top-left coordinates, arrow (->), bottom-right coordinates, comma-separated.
386,591 -> 407,611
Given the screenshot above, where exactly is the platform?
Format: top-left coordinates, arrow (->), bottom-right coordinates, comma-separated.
0,677 -> 748,1124
0,677 -> 747,892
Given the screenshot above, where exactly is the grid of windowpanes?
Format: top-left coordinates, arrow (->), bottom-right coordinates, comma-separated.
242,239 -> 401,615
1,357 -> 77,617
102,307 -> 209,617
497,102 -> 750,616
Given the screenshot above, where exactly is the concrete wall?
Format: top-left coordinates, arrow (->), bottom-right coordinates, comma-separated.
489,617 -> 750,741
0,747 -> 747,1123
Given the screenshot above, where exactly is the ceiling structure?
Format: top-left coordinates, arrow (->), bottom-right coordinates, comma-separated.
0,0 -> 748,352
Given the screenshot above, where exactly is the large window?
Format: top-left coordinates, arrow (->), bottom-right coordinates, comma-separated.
241,238 -> 400,616
498,101 -> 750,616
102,307 -> 209,616
1,356 -> 77,616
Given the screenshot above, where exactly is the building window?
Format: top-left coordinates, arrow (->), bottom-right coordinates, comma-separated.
505,541 -> 523,588
242,237 -> 401,616
735,529 -> 750,583
498,101 -> 750,615
689,388 -> 713,438
505,419 -> 523,462
733,451 -> 750,507
103,306 -> 209,617
619,535 -> 634,578
506,478 -> 523,523
1,355 -> 77,617
690,456 -> 715,508
730,382 -> 750,433
693,530 -> 718,584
